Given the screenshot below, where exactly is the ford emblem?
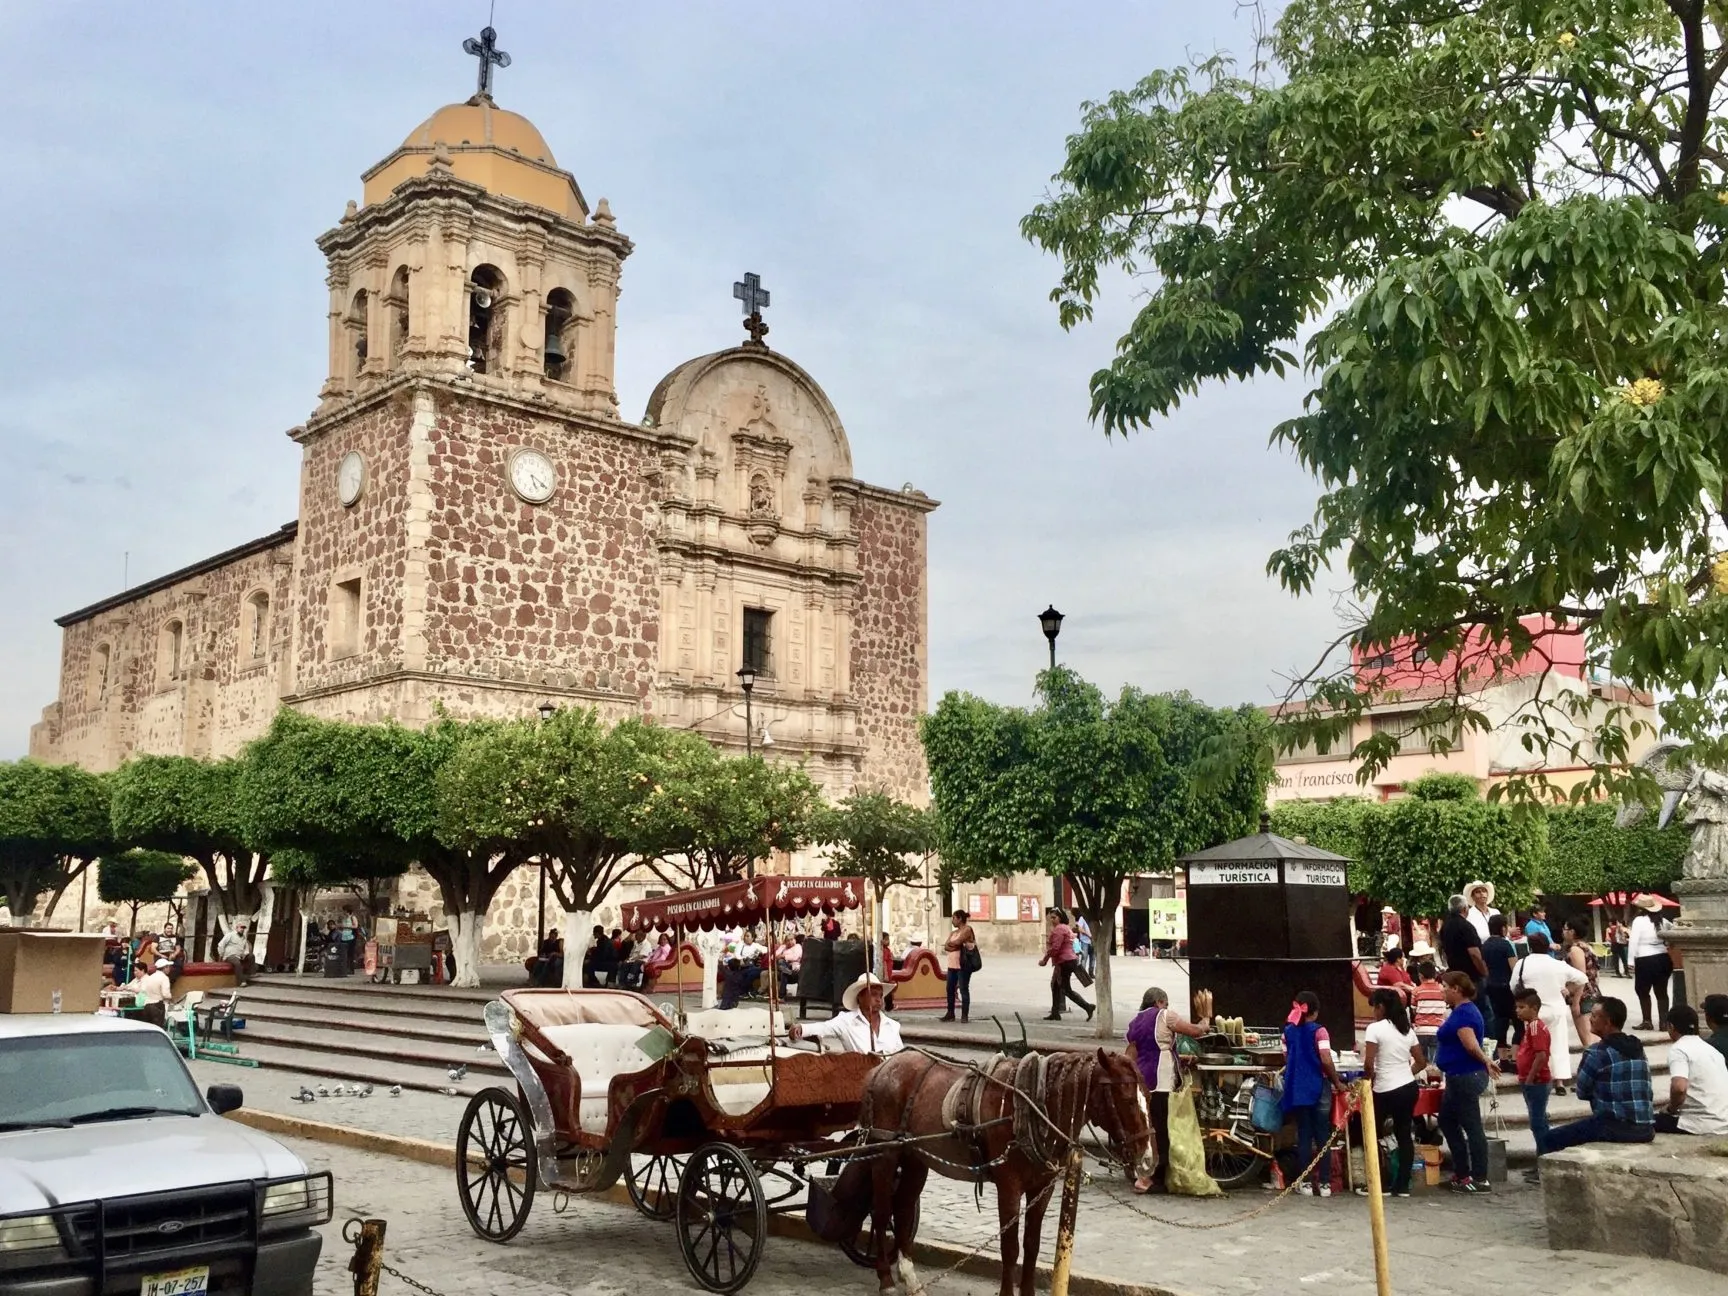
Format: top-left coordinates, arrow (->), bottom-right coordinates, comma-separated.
157,1220 -> 186,1236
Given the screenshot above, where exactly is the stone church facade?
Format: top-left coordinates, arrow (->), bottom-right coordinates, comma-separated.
28,85 -> 936,954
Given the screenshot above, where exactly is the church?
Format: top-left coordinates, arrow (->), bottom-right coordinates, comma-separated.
28,33 -> 936,933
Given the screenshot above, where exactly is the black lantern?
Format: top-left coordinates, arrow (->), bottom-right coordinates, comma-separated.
537,701 -> 556,722
1038,605 -> 1064,671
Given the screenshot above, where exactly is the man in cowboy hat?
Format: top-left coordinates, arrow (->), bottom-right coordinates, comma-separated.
1627,892 -> 1675,1030
788,973 -> 903,1054
1464,881 -> 1500,942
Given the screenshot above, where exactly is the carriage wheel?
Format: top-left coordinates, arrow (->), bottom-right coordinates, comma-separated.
457,1088 -> 537,1242
676,1143 -> 767,1294
1202,1127 -> 1269,1190
625,1153 -> 685,1221
838,1193 -> 920,1269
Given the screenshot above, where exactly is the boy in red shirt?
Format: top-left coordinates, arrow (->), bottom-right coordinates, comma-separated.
1515,988 -> 1552,1181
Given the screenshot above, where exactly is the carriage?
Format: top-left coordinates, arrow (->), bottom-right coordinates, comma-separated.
455,876 -> 890,1293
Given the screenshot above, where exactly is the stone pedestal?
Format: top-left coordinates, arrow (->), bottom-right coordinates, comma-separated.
1543,1141 -> 1728,1274
1667,879 -> 1728,1004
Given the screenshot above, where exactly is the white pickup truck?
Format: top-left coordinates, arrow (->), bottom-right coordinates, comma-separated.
0,1013 -> 329,1296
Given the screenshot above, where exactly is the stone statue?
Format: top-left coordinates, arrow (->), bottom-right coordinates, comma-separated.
748,474 -> 775,517
1618,740 -> 1728,881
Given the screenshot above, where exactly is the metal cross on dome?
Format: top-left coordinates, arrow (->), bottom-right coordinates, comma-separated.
462,26 -> 512,99
733,272 -> 771,346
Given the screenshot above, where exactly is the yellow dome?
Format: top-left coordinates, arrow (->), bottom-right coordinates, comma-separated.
402,99 -> 557,166
361,97 -> 586,221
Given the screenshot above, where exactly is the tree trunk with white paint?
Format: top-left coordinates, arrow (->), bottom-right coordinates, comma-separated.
561,908 -> 594,990
1092,909 -> 1117,1038
694,929 -> 725,1009
447,908 -> 485,989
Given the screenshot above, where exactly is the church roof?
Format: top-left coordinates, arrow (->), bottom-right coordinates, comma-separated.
55,523 -> 298,627
361,97 -> 587,221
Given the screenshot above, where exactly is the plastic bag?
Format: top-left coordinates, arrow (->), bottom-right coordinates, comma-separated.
1164,1083 -> 1223,1197
1251,1078 -> 1283,1133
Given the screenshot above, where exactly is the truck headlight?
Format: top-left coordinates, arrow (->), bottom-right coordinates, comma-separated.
0,1213 -> 68,1267
258,1173 -> 333,1233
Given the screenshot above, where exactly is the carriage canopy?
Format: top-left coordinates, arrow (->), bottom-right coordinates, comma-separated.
625,876 -> 866,933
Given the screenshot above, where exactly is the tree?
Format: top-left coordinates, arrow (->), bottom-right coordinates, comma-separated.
267,847 -> 403,926
0,760 -> 112,923
647,751 -> 824,890
921,668 -> 1273,1036
98,849 -> 195,935
1023,1 -> 1728,798
1269,797 -> 1381,890
1543,799 -> 1689,897
812,792 -> 937,940
238,709 -> 516,988
437,709 -> 712,987
1358,777 -> 1549,918
109,756 -> 266,935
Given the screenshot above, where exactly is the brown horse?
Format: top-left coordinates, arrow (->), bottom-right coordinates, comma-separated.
832,1048 -> 1151,1296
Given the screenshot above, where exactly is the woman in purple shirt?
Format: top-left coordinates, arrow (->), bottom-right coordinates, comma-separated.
1124,986 -> 1214,1192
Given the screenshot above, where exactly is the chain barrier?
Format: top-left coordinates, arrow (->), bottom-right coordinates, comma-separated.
1089,1127 -> 1342,1231
345,1218 -> 454,1296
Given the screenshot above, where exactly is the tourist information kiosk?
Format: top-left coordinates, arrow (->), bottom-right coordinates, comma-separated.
1179,820 -> 1356,1046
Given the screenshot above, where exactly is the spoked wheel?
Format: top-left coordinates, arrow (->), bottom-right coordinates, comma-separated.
626,1153 -> 685,1221
1203,1127 -> 1269,1190
676,1143 -> 767,1294
838,1193 -> 920,1269
457,1087 -> 537,1242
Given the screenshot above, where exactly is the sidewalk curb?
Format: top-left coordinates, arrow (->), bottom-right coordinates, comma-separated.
230,1109 -> 1186,1296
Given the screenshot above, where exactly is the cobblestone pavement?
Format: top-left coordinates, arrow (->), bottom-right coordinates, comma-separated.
292,1136 -> 1002,1296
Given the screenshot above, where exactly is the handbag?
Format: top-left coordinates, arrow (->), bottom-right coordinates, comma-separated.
1251,1077 -> 1284,1133
1072,961 -> 1094,988
961,946 -> 982,974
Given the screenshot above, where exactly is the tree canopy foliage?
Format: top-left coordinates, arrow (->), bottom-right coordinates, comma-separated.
97,849 -> 195,933
1024,0 -> 1728,797
0,760 -> 112,920
1269,796 -> 1379,888
109,756 -> 266,929
1543,798 -> 1689,894
812,791 -> 936,920
922,668 -> 1273,1034
645,752 -> 824,890
1357,779 -> 1548,914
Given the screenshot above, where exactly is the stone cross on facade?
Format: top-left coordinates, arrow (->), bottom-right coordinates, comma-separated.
733,272 -> 771,346
462,26 -> 512,100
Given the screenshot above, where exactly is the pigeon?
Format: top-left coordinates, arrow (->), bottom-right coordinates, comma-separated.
447,1064 -> 468,1082
476,1042 -> 492,1053
316,1085 -> 329,1097
439,1086 -> 460,1096
360,1084 -> 375,1097
389,1085 -> 403,1097
292,1088 -> 315,1103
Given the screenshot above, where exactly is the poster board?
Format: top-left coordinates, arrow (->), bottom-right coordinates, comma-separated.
967,894 -> 991,921
1147,897 -> 1187,942
1018,895 -> 1042,923
993,894 -> 1019,923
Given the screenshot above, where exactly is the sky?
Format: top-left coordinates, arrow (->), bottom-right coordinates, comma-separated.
0,1 -> 1348,758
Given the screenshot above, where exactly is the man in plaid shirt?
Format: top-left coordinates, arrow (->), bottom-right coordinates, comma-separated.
1542,997 -> 1655,1154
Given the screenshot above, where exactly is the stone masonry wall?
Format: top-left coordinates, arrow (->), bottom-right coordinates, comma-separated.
849,491 -> 931,802
419,392 -> 662,705
30,531 -> 296,769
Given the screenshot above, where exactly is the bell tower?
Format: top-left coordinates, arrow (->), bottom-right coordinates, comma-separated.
312,30 -> 630,417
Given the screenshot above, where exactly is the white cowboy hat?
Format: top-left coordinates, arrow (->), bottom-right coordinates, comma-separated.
1632,892 -> 1667,912
842,972 -> 888,1012
1464,880 -> 1496,905
1406,941 -> 1436,959
1380,906 -> 1396,915
153,957 -> 174,969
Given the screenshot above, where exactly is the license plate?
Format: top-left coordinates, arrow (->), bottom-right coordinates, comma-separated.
141,1265 -> 209,1296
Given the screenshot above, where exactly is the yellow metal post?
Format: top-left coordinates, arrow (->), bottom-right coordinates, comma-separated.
348,1218 -> 387,1296
1357,1080 -> 1393,1296
1048,1148 -> 1085,1296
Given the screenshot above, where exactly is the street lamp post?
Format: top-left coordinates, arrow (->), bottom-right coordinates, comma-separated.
1038,605 -> 1064,672
736,665 -> 758,879
534,701 -> 555,947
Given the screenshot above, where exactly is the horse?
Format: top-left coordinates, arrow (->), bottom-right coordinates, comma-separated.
827,1047 -> 1152,1296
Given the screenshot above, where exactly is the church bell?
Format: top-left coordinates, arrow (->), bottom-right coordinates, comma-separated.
543,323 -> 567,367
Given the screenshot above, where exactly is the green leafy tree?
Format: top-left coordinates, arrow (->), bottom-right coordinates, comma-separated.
646,750 -> 824,890
1269,797 -> 1381,889
812,792 -> 937,940
437,709 -> 712,986
98,849 -> 195,935
109,756 -> 265,934
268,847 -> 404,927
1023,1 -> 1728,797
921,668 -> 1273,1036
1358,779 -> 1548,918
0,760 -> 112,923
1543,799 -> 1689,898
238,710 -> 516,988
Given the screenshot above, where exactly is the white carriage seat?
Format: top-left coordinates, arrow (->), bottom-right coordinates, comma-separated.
681,1006 -> 786,1043
535,1022 -> 661,1135
701,1042 -> 801,1117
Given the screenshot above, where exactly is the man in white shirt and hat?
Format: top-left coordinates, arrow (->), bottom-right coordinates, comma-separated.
788,973 -> 903,1054
1464,881 -> 1500,943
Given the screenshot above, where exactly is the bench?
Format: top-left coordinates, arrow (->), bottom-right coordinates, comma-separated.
173,962 -> 238,994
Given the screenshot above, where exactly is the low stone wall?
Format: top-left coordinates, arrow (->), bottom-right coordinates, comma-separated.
1542,1139 -> 1728,1275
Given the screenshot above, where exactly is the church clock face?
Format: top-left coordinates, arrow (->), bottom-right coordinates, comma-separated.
337,451 -> 366,507
508,448 -> 556,504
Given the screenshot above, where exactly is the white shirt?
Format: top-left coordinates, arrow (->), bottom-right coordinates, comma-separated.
130,970 -> 173,1005
217,931 -> 250,961
736,941 -> 767,961
1364,1018 -> 1419,1094
1511,952 -> 1586,1007
799,1009 -> 903,1054
1668,1035 -> 1728,1135
1466,907 -> 1499,942
1627,914 -> 1669,961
